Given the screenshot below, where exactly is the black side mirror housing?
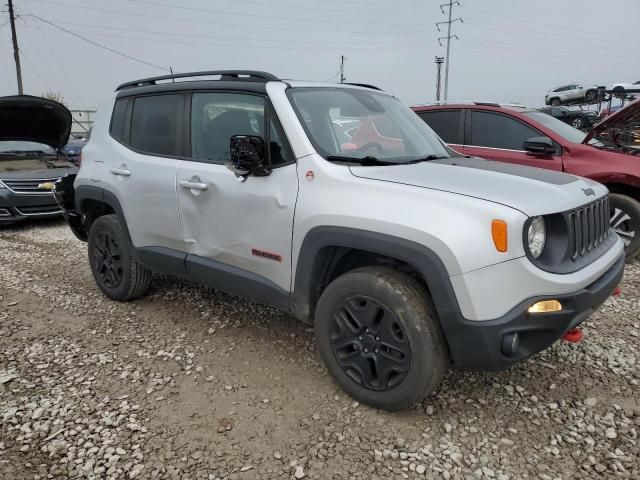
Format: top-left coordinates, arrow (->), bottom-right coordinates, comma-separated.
523,136 -> 555,155
227,135 -> 270,177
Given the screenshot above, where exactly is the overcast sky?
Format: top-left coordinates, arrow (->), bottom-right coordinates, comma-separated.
0,0 -> 638,109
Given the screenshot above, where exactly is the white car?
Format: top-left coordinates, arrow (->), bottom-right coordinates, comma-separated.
544,83 -> 599,106
607,81 -> 640,94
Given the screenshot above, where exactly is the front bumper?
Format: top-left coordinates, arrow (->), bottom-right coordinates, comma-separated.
446,253 -> 624,371
0,189 -> 62,223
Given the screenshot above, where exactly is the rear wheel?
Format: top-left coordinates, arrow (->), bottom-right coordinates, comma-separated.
609,193 -> 640,261
315,267 -> 448,410
87,214 -> 152,300
585,89 -> 597,102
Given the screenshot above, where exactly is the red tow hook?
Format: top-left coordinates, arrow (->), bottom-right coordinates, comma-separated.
563,328 -> 584,343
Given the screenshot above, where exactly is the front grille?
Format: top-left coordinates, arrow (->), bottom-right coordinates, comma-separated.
1,177 -> 59,194
15,205 -> 62,216
568,196 -> 610,260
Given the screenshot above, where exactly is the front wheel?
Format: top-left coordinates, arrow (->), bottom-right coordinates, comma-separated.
87,214 -> 152,300
585,90 -> 597,102
550,97 -> 561,106
315,267 -> 449,410
571,116 -> 585,129
609,193 -> 640,261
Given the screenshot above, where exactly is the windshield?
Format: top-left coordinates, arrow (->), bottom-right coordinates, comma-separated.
524,111 -> 587,144
0,141 -> 56,155
287,87 -> 451,163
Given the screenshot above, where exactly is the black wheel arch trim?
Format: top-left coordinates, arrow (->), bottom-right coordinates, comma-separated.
73,185 -> 133,245
291,226 -> 461,326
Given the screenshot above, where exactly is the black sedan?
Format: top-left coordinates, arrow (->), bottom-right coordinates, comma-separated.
539,106 -> 599,130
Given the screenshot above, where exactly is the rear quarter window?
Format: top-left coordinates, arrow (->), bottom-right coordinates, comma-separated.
109,99 -> 129,142
416,110 -> 463,144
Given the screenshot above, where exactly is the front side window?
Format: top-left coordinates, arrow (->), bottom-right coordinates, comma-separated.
524,111 -> 586,144
130,94 -> 182,156
417,110 -> 463,144
191,92 -> 292,166
288,87 -> 451,163
470,111 -> 541,150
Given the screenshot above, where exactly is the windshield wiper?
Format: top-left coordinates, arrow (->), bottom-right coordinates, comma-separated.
404,155 -> 448,164
326,155 -> 395,166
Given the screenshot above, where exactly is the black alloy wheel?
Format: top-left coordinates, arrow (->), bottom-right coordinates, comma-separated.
329,295 -> 411,391
93,230 -> 123,288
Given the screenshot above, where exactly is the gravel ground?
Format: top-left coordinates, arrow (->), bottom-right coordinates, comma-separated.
0,219 -> 638,480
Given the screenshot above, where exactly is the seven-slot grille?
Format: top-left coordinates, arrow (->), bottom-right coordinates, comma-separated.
0,177 -> 59,194
568,196 -> 610,260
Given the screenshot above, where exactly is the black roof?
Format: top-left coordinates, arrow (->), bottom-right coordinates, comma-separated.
116,70 -> 279,91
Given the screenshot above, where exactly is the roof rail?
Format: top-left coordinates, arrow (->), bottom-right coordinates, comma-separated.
343,82 -> 382,91
116,70 -> 279,91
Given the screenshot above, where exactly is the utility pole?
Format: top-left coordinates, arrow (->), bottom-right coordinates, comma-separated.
8,0 -> 24,94
437,1 -> 462,101
340,55 -> 346,83
434,56 -> 444,101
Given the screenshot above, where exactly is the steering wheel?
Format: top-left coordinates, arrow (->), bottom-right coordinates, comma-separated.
357,142 -> 383,155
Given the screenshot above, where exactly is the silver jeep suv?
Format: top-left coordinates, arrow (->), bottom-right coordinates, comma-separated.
55,71 -> 625,410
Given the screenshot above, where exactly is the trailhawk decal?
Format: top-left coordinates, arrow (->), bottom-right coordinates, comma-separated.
251,248 -> 283,262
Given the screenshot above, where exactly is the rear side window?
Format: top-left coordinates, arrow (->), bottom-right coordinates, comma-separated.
470,111 -> 540,150
417,110 -> 463,144
130,94 -> 183,156
110,99 -> 128,142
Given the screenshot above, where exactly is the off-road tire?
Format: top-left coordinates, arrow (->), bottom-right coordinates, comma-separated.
609,193 -> 640,261
87,214 -> 152,301
315,266 -> 449,411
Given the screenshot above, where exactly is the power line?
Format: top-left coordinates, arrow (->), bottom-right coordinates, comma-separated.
22,14 -> 169,71
436,1 -> 462,101
27,0 -> 431,35
21,22 -> 425,52
127,0 -> 430,27
23,0 -> 86,105
461,4 -> 636,42
461,35 -> 632,68
27,18 -> 424,46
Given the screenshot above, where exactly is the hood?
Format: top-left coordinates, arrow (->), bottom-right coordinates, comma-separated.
349,157 -> 607,217
584,98 -> 640,144
0,95 -> 72,149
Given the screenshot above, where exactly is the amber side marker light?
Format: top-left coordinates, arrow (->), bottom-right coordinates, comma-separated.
528,300 -> 562,314
491,219 -> 508,252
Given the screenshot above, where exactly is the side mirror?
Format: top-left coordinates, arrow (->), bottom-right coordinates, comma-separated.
226,135 -> 269,178
523,136 -> 555,156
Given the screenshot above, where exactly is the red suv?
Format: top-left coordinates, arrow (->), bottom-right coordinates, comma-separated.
413,101 -> 640,260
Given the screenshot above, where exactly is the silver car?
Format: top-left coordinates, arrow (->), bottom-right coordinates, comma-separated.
54,70 -> 625,411
545,83 -> 599,106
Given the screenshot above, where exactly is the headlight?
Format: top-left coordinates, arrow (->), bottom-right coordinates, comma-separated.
527,216 -> 546,258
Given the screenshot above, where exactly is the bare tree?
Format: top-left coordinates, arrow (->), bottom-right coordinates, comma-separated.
42,91 -> 66,106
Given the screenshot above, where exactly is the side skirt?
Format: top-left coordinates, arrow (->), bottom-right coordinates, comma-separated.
135,246 -> 290,311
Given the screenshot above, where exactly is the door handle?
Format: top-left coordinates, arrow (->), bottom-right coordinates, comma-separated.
179,179 -> 208,191
110,167 -> 131,177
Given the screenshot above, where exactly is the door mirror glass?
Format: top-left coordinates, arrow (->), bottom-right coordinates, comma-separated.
227,135 -> 269,177
523,136 -> 555,155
